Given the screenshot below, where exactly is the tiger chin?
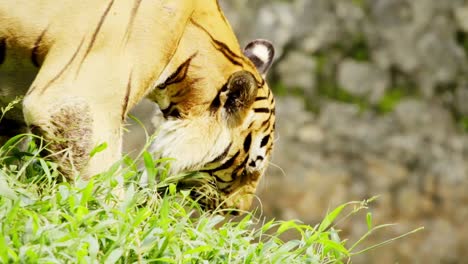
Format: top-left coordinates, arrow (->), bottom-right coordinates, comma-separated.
0,0 -> 276,214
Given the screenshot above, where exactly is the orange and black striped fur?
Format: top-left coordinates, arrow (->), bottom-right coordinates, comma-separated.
0,0 -> 275,212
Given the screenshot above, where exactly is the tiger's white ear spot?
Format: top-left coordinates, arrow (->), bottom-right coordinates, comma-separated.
244,39 -> 275,76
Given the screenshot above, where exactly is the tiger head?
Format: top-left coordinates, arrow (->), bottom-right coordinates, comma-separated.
145,2 -> 276,214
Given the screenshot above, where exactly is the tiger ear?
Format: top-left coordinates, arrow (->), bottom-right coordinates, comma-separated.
224,71 -> 258,127
243,39 -> 275,76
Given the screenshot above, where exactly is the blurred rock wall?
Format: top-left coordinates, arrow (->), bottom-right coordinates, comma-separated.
219,0 -> 468,263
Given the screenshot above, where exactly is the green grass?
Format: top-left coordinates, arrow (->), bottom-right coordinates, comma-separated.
0,102 -> 422,263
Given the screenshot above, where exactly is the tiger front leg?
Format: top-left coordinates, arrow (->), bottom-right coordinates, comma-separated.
22,83 -> 126,180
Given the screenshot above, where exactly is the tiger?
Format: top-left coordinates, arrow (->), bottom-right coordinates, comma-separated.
0,0 -> 276,213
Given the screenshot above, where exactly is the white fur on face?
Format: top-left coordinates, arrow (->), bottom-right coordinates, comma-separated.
246,132 -> 268,174
148,116 -> 231,173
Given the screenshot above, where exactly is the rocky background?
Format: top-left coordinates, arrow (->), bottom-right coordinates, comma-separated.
218,0 -> 468,263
